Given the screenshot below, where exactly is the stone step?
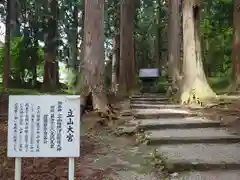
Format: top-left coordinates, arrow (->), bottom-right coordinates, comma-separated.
146,128 -> 240,145
130,100 -> 169,105
130,97 -> 169,101
136,118 -> 222,130
171,170 -> 240,180
133,108 -> 195,119
130,104 -> 182,109
156,143 -> 240,172
131,94 -> 166,98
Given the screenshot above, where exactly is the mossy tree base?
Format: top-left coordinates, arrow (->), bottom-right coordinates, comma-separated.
180,78 -> 217,105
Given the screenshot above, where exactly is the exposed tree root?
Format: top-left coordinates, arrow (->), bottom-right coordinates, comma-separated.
228,73 -> 240,94
81,92 -> 118,126
180,78 -> 217,105
227,83 -> 240,94
166,85 -> 180,102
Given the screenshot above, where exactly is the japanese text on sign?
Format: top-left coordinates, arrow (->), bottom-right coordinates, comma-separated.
7,95 -> 80,158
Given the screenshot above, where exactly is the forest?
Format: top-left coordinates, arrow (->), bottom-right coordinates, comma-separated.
0,0 -> 240,179
0,0 -> 237,110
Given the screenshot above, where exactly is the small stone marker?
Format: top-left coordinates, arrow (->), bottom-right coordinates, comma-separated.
7,95 -> 81,180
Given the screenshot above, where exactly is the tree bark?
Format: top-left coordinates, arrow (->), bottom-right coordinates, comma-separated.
43,0 -> 59,91
3,0 -> 11,89
119,0 -> 136,95
111,33 -> 120,94
79,0 -> 85,70
78,0 -> 110,114
67,3 -> 79,71
181,0 -> 216,104
230,0 -> 240,92
154,0 -> 161,71
168,0 -> 181,92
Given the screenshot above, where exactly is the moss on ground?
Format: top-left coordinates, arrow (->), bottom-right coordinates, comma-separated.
0,83 -> 72,95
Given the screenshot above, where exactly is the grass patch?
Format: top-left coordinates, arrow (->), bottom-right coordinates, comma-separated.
208,76 -> 230,94
0,84 -> 72,95
0,76 -> 230,96
144,76 -> 230,95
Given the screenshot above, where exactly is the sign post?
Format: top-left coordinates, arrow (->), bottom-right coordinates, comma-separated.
15,157 -> 21,180
69,157 -> 75,180
7,95 -> 81,180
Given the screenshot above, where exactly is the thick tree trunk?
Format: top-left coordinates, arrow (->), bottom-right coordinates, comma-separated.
111,33 -> 120,94
168,0 -> 181,92
230,0 -> 240,92
119,0 -> 136,95
78,0 -> 111,115
181,0 -> 216,104
43,0 -> 58,91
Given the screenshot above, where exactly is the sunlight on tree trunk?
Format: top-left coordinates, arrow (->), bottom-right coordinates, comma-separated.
181,0 -> 216,104
229,0 -> 240,92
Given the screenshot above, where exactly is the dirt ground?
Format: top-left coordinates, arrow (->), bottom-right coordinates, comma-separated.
188,95 -> 240,134
0,95 -> 164,180
2,94 -> 240,179
0,113 -> 165,180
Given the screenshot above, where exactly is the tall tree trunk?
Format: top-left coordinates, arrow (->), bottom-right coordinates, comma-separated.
77,0 -> 111,115
133,38 -> 136,73
119,0 -> 136,95
168,0 -> 181,92
3,0 -> 11,89
154,0 -> 161,71
68,4 -> 79,71
181,0 -> 216,104
111,33 -> 120,94
230,0 -> 240,92
79,0 -> 85,69
73,5 -> 79,69
31,39 -> 38,88
3,0 -> 18,88
43,0 -> 58,91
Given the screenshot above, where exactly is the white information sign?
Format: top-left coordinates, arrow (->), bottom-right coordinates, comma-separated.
139,68 -> 159,78
7,95 -> 80,158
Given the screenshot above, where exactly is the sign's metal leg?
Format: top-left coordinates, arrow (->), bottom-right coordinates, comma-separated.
15,157 -> 22,180
68,157 -> 75,180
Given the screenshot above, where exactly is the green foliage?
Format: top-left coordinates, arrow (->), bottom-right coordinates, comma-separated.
0,36 -> 24,76
0,0 -> 236,93
201,0 -> 233,77
135,0 -> 167,69
208,76 -> 230,94
152,77 -> 169,93
0,36 -> 44,86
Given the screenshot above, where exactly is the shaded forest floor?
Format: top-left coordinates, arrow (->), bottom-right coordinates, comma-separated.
0,97 -> 164,180
0,76 -> 238,179
1,96 -> 240,179
188,95 -> 240,134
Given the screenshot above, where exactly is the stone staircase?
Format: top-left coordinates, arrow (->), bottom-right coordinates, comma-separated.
130,94 -> 240,180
